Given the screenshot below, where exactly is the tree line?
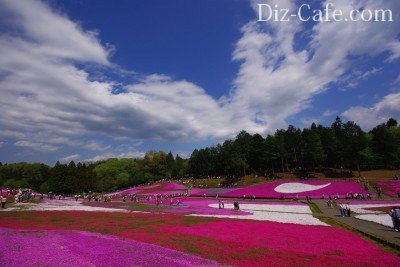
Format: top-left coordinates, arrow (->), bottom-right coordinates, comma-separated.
0,151 -> 187,194
0,117 -> 399,193
188,117 -> 400,177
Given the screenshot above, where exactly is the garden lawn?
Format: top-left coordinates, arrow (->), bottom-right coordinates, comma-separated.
0,211 -> 399,266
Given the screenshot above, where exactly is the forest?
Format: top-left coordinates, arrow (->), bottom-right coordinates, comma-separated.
0,117 -> 399,194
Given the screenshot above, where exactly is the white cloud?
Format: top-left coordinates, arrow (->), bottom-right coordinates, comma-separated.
323,110 -> 337,117
14,140 -> 60,152
59,154 -> 80,163
84,150 -> 146,163
228,0 -> 400,132
0,0 -> 399,159
394,74 -> 400,84
0,0 -> 110,64
83,141 -> 111,151
342,92 -> 400,130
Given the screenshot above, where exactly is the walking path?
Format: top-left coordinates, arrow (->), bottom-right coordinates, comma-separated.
313,199 -> 400,248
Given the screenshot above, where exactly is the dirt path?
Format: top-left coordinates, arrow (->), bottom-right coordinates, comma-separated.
313,199 -> 400,248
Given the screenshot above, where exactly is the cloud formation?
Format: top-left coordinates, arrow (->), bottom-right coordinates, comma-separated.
0,0 -> 399,160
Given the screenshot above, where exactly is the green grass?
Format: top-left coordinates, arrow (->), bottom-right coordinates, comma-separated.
308,202 -> 322,214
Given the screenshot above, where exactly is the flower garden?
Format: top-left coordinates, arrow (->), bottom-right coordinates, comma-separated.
189,180 -> 369,199
1,180 -> 400,266
377,181 -> 400,197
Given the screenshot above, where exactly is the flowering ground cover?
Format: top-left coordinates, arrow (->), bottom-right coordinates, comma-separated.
0,211 -> 399,266
347,202 -> 400,214
0,227 -> 219,266
342,200 -> 400,229
218,180 -> 368,199
85,197 -> 325,225
354,214 -> 394,228
2,199 -> 129,212
107,182 -> 186,197
188,187 -> 239,197
376,181 -> 400,197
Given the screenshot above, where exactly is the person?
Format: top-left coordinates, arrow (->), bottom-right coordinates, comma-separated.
345,203 -> 351,217
1,195 -> 6,209
339,203 -> 345,217
395,174 -> 399,180
221,200 -> 225,209
218,200 -> 222,209
389,207 -> 400,231
377,187 -> 382,198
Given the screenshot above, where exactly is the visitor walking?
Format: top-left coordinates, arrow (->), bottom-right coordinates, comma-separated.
391,207 -> 400,231
389,208 -> 399,231
339,203 -> 345,217
1,195 -> 6,209
377,187 -> 382,198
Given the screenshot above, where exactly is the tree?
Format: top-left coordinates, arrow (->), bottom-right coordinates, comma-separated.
284,125 -> 302,169
301,128 -> 326,169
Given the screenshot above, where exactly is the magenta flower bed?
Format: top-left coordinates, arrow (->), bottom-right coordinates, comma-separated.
107,184 -> 160,196
164,182 -> 186,190
220,180 -> 369,199
107,182 -> 186,197
0,227 -> 220,266
376,181 -> 400,197
159,220 -> 400,266
144,190 -> 185,195
189,187 -> 239,197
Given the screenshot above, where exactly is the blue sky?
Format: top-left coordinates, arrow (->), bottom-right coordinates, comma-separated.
0,0 -> 399,164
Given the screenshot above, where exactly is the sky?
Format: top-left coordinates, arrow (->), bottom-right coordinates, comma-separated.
0,0 -> 399,165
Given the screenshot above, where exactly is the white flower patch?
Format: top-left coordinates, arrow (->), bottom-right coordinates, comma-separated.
189,203 -> 328,226
355,214 -> 394,228
14,205 -> 128,212
209,203 -> 312,214
1,200 -> 128,213
274,183 -> 331,193
348,204 -> 400,214
189,210 -> 328,226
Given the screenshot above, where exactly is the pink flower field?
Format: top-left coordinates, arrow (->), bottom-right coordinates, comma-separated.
107,182 -> 186,197
0,211 -> 399,266
0,227 -> 219,266
377,180 -> 400,197
191,180 -> 369,199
